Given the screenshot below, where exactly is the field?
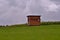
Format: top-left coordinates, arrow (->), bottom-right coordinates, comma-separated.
0,24 -> 60,40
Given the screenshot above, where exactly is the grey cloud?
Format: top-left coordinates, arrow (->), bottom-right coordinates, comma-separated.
51,0 -> 60,5
51,0 -> 60,2
0,0 -> 60,25
7,0 -> 17,7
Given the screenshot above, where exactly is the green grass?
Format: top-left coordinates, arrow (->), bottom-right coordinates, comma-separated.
0,25 -> 60,40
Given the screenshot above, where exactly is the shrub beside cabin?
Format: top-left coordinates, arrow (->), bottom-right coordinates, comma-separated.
27,15 -> 41,26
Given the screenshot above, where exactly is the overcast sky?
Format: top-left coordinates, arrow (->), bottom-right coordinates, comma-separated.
0,0 -> 60,25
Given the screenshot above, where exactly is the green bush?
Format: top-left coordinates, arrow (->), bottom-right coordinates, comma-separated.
41,21 -> 60,25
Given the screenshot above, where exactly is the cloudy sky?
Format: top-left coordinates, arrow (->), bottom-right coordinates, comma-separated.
0,0 -> 60,25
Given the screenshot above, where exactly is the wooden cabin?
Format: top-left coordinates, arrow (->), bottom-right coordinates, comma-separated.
27,15 -> 41,26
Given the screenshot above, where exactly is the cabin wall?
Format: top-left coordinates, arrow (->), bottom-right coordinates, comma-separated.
27,16 -> 41,26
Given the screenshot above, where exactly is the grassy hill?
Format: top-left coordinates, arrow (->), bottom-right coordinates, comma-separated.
0,24 -> 60,40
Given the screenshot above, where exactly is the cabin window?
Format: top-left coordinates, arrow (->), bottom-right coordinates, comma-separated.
31,18 -> 39,21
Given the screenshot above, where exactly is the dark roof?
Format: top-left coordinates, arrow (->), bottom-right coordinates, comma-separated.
27,15 -> 41,17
